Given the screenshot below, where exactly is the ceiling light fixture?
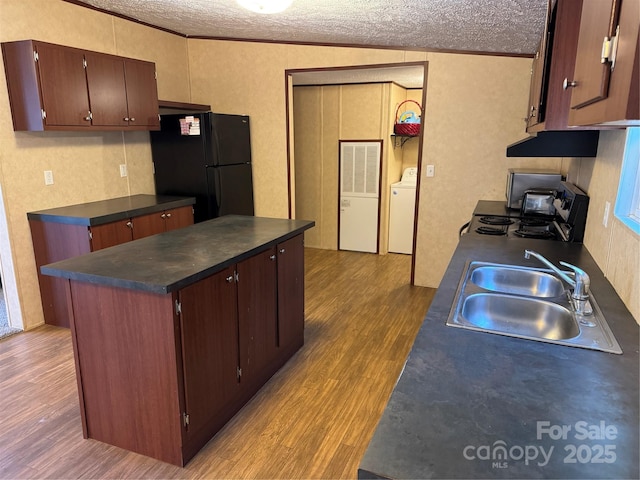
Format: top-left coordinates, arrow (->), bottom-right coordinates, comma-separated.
236,0 -> 293,14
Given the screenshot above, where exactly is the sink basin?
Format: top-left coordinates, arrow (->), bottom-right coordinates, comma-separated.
461,293 -> 579,340
469,265 -> 565,298
446,261 -> 623,354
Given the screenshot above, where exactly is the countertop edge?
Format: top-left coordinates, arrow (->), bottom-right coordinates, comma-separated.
41,217 -> 315,294
27,194 -> 196,226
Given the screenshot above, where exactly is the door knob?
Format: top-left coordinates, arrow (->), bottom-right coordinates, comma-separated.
563,78 -> 578,90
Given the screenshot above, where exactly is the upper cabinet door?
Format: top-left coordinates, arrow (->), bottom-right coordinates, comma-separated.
525,0 -> 554,131
123,59 -> 160,128
570,0 -> 621,109
84,53 -> 129,127
35,43 -> 91,127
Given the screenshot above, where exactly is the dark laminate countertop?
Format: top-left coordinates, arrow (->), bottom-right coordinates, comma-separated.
41,215 -> 314,294
359,234 -> 639,479
27,194 -> 196,226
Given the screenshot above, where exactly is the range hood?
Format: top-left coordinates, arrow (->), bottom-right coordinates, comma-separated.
506,130 -> 600,157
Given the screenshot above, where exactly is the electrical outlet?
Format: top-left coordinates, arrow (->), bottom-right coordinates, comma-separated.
119,164 -> 127,177
44,170 -> 54,185
603,201 -> 611,228
426,165 -> 435,177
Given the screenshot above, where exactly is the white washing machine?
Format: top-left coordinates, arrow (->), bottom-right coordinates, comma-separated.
388,167 -> 417,254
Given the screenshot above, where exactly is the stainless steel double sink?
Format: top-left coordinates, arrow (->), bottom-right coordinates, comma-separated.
446,261 -> 622,354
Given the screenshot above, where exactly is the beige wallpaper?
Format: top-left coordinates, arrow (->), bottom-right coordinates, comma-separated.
567,130 -> 639,323
293,87 -> 323,248
0,0 -> 190,329
320,87 -> 340,249
414,52 -> 565,287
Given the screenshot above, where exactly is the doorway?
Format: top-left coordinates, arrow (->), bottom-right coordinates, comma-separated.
0,182 -> 24,339
286,62 -> 427,284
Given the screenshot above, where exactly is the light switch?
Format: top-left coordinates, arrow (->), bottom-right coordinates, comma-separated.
44,170 -> 54,185
119,164 -> 128,177
426,165 -> 435,177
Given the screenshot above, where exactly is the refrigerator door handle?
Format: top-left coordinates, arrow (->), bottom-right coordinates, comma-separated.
205,166 -> 221,219
211,116 -> 221,167
214,167 -> 222,214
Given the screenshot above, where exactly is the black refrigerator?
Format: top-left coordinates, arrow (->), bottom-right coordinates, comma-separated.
150,112 -> 254,223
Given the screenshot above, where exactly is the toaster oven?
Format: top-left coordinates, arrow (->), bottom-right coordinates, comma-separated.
506,169 -> 563,209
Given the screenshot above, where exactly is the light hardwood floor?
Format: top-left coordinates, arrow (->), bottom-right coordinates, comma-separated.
0,248 -> 435,479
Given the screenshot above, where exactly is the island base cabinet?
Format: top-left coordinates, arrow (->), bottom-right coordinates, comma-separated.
66,233 -> 307,466
68,281 -> 185,466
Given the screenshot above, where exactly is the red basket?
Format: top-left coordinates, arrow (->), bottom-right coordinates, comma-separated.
394,99 -> 422,136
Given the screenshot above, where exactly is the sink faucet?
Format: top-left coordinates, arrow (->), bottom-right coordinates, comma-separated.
524,249 -> 592,315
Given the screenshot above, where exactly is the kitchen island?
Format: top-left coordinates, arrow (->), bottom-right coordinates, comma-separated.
41,215 -> 315,466
359,232 -> 639,479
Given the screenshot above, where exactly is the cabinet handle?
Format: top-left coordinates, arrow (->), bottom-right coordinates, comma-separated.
165,213 -> 171,218
279,248 -> 285,254
269,254 -> 276,261
126,221 -> 133,229
130,117 -> 136,122
84,111 -> 92,121
225,275 -> 234,283
123,117 -> 130,122
562,78 -> 578,90
161,213 -> 166,219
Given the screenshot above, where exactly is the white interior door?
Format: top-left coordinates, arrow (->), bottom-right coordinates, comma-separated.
339,141 -> 381,253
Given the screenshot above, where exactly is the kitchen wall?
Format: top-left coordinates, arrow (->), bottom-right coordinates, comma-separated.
566,130 -> 639,323
0,0 -> 190,329
412,52 -> 565,286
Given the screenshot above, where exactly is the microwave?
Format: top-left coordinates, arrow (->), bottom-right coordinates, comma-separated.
506,169 -> 564,209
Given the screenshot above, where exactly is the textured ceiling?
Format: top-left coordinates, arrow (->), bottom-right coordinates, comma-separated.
71,0 -> 548,55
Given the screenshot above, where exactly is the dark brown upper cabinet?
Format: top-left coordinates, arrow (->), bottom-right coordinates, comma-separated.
567,0 -> 639,126
1,40 -> 160,131
526,0 -> 596,132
